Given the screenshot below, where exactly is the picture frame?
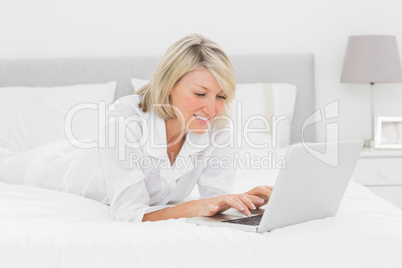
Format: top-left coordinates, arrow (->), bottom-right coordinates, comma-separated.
374,116 -> 402,149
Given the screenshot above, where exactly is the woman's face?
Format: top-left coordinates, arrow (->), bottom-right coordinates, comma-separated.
169,68 -> 226,135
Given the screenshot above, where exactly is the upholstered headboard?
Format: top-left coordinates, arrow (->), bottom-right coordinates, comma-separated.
0,54 -> 315,143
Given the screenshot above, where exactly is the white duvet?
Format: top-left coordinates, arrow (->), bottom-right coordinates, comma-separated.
1,174 -> 402,268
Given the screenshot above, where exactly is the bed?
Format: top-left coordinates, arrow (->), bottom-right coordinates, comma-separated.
1,55 -> 402,268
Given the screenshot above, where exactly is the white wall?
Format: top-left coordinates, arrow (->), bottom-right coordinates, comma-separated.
2,0 -> 402,142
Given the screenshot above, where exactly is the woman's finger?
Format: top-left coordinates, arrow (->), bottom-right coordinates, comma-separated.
228,195 -> 252,217
208,204 -> 220,212
205,201 -> 229,216
217,195 -> 250,217
263,185 -> 274,191
246,185 -> 273,199
238,194 -> 258,210
245,194 -> 266,206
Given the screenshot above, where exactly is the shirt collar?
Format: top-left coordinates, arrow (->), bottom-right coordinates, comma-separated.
180,130 -> 210,156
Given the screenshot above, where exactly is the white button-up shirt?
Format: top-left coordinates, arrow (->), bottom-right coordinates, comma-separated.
97,95 -> 235,222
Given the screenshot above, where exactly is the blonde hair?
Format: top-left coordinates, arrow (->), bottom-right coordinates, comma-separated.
137,34 -> 236,122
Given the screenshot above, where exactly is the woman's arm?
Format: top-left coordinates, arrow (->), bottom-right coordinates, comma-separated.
142,190 -> 270,222
142,200 -> 196,222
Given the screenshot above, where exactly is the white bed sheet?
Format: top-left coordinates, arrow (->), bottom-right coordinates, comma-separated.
1,165 -> 402,268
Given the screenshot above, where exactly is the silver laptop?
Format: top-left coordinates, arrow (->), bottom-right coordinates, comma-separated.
186,140 -> 364,232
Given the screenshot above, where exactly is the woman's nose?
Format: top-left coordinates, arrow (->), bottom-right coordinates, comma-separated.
203,98 -> 216,117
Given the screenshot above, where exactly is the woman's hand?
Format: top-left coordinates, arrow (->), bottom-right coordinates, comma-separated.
244,185 -> 273,208
190,191 -> 270,218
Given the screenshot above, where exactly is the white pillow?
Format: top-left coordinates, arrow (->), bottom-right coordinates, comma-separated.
0,81 -> 117,152
131,78 -> 149,93
231,83 -> 297,149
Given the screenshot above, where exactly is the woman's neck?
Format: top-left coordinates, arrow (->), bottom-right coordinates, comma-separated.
165,118 -> 187,165
165,118 -> 187,146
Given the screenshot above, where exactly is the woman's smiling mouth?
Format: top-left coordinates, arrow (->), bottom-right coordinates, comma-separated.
193,114 -> 211,124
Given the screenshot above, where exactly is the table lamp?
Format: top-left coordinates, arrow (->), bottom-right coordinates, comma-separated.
340,35 -> 402,147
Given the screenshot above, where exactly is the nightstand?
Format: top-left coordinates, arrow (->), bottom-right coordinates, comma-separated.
352,148 -> 402,209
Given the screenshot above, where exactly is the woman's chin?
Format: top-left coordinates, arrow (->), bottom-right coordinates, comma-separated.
189,125 -> 209,135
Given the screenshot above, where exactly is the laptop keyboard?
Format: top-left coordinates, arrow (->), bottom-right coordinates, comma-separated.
222,214 -> 263,226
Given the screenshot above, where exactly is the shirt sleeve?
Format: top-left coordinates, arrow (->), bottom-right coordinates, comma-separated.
97,103 -> 165,223
197,131 -> 236,199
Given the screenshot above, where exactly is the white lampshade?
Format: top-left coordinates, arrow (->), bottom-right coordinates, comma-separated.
341,35 -> 402,83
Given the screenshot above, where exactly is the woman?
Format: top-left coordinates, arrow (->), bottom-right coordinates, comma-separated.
0,34 -> 272,222
102,34 -> 272,222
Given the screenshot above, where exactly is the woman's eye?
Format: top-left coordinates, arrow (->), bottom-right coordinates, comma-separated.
195,93 -> 226,100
